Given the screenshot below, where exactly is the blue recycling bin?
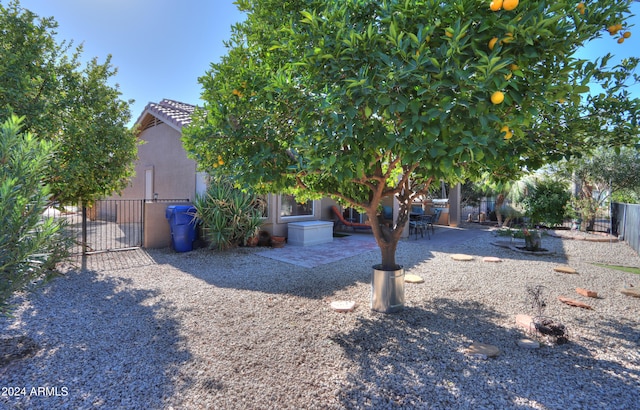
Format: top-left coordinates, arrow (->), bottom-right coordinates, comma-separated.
165,205 -> 197,252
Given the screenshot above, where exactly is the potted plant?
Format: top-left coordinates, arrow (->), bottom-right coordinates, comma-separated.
522,227 -> 542,251
270,235 -> 286,248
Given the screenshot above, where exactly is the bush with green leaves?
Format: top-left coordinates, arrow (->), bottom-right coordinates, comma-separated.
521,178 -> 571,228
193,177 -> 265,250
0,116 -> 71,316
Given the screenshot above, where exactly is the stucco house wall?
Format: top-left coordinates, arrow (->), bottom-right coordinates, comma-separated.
116,99 -> 201,202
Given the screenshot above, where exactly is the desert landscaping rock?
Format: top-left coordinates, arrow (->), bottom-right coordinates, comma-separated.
404,274 -> 425,283
554,266 -> 577,274
576,288 -> 598,298
450,253 -> 474,261
515,314 -> 535,333
517,338 -> 540,349
483,256 -> 502,263
558,296 -> 593,310
465,342 -> 500,358
331,300 -> 356,312
621,286 -> 640,298
2,225 -> 640,409
330,300 -> 356,312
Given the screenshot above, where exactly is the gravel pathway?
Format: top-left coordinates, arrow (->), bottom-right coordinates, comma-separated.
1,226 -> 639,409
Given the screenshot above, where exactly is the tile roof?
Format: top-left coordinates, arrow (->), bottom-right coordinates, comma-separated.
135,99 -> 196,132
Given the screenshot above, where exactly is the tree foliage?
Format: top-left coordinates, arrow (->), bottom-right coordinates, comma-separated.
0,1 -> 138,204
185,0 -> 639,269
519,177 -> 571,227
0,116 -> 71,316
562,147 -> 640,204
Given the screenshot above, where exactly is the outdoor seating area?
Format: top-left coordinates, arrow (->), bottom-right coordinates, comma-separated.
409,206 -> 442,239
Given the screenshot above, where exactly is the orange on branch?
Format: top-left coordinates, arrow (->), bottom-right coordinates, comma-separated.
491,91 -> 505,105
617,37 -> 625,44
500,125 -> 513,140
489,37 -> 499,50
490,0 -> 503,11
623,31 -> 631,38
502,0 -> 519,11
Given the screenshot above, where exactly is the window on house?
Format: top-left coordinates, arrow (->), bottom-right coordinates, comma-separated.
280,194 -> 313,217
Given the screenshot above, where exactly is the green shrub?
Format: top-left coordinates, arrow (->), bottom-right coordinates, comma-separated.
193,177 -> 265,250
521,178 -> 570,227
0,116 -> 71,316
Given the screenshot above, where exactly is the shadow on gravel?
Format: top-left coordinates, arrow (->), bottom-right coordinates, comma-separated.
147,246 -> 380,300
333,299 -> 640,409
0,266 -> 190,410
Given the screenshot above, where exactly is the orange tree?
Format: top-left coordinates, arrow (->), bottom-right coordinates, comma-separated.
184,0 -> 638,270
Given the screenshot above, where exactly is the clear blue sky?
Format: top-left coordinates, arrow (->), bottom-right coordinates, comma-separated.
13,0 -> 640,127
17,0 -> 245,125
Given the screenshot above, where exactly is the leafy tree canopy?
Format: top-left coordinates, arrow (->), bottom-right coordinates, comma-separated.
0,116 -> 71,315
0,0 -> 138,204
185,0 -> 639,269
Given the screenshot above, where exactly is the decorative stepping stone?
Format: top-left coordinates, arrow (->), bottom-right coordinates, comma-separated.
515,314 -> 534,332
404,274 -> 425,283
621,286 -> 640,298
483,256 -> 502,263
451,254 -> 474,261
554,266 -> 577,274
517,338 -> 540,349
558,296 -> 592,309
330,301 -> 356,312
576,288 -> 598,298
465,342 -> 500,358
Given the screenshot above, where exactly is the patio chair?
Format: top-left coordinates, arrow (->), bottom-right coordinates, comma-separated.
331,206 -> 372,232
409,206 -> 429,239
423,208 -> 442,236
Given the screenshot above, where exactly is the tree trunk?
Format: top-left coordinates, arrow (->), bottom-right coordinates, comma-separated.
495,193 -> 505,227
368,210 -> 405,271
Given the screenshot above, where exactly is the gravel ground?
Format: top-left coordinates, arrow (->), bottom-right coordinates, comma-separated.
1,225 -> 640,409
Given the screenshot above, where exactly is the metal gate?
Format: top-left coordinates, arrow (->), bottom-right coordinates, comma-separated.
46,200 -> 145,255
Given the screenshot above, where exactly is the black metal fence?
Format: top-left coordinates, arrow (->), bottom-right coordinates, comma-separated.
43,199 -> 191,255
461,199 -> 612,233
44,200 -> 144,255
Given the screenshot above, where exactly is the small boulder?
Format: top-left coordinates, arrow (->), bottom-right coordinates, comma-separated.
517,338 -> 540,349
451,254 -> 474,261
558,296 -> 592,310
576,288 -> 598,298
621,286 -> 640,298
330,301 -> 356,312
483,256 -> 502,263
465,342 -> 500,358
515,314 -> 534,332
404,274 -> 425,284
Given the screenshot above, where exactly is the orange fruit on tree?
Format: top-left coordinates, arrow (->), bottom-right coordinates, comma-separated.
623,31 -> 631,38
617,37 -> 625,44
501,32 -> 514,44
502,0 -> 519,11
445,31 -> 453,38
490,0 -> 503,11
509,63 -> 519,71
489,37 -> 499,50
491,91 -> 505,104
500,125 -> 513,140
